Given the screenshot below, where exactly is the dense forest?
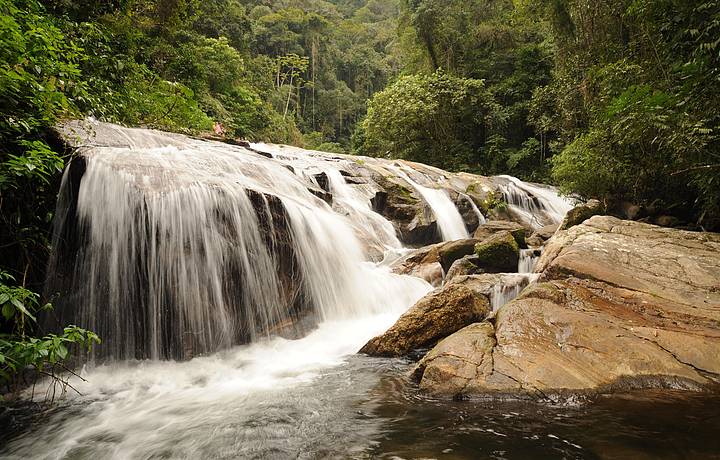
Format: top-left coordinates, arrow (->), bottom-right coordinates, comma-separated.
1,0 -> 719,389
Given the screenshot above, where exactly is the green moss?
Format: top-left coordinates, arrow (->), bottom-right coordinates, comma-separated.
474,231 -> 519,272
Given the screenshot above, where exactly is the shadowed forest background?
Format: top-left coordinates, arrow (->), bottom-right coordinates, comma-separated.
0,0 -> 719,388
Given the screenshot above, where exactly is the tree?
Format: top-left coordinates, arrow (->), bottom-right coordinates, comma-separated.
361,70 -> 501,172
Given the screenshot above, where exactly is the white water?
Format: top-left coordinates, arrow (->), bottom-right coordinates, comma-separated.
46,123 -> 430,362
489,274 -> 540,311
519,248 -> 542,274
497,175 -> 574,230
388,164 -> 469,241
17,121 -> 435,457
462,192 -> 487,226
4,313 -> 410,459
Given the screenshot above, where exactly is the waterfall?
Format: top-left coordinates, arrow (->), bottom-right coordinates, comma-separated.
497,175 -> 574,230
462,192 -> 487,226
489,274 -> 540,311
46,124 -> 430,361
518,248 -> 542,273
323,168 -> 402,250
387,165 -> 469,241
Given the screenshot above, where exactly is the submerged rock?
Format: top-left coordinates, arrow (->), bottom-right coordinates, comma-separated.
414,216 -> 720,398
359,283 -> 490,357
473,231 -> 520,273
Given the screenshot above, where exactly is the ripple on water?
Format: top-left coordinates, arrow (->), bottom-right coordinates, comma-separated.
2,356 -> 720,459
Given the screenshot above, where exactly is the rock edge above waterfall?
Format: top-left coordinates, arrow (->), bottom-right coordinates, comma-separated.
367,215 -> 720,399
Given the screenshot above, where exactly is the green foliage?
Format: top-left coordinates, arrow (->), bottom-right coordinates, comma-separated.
536,0 -> 720,227
0,272 -> 100,394
362,70 -> 499,171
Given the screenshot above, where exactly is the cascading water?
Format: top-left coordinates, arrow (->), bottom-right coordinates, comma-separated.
519,248 -> 542,273
387,164 -> 469,241
489,274 -> 540,311
44,123 -> 430,361
461,192 -> 487,226
5,122 -> 708,459
497,175 -> 574,230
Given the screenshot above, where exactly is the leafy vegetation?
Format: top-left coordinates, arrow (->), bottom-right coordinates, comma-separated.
362,0 -> 720,228
0,271 -> 99,397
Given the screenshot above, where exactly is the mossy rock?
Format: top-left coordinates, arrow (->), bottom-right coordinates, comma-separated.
559,199 -> 604,230
473,230 -> 519,273
473,221 -> 526,248
437,239 -> 479,272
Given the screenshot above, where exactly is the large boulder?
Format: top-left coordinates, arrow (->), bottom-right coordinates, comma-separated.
413,322 -> 498,395
413,216 -> 720,398
359,283 -> 490,357
473,231 -> 520,273
473,220 -> 526,247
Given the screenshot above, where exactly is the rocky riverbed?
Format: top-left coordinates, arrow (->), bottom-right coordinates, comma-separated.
364,215 -> 720,399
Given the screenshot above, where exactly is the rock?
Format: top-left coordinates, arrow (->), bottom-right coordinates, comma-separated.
558,199 -> 604,230
437,238 -> 480,272
654,215 -> 681,228
473,220 -> 526,248
473,231 -> 519,273
445,255 -> 483,282
390,243 -> 444,287
313,172 -> 330,193
617,201 -> 645,221
413,322 -> 497,395
371,176 -> 438,245
359,283 -> 490,357
526,224 -> 558,247
415,216 -> 720,398
455,195 -> 483,234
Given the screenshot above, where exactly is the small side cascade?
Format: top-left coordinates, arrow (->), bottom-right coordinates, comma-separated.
460,192 -> 487,226
323,168 -> 402,250
497,175 -> 574,230
489,274 -> 540,311
519,248 -> 542,274
387,165 -> 469,241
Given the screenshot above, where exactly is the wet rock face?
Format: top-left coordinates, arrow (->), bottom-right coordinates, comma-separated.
437,239 -> 480,272
455,194 -> 482,233
445,255 -> 484,282
370,179 -> 439,245
473,220 -> 526,248
473,231 -> 520,273
359,283 -> 490,357
414,216 -> 720,398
